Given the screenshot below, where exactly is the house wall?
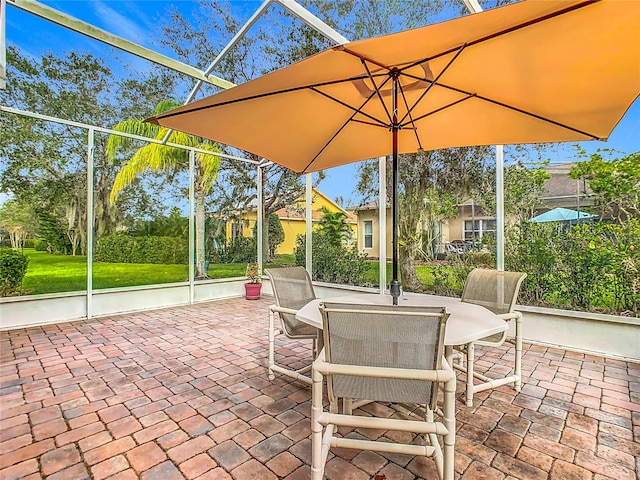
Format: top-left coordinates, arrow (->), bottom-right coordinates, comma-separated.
226,190 -> 356,256
356,207 -> 392,259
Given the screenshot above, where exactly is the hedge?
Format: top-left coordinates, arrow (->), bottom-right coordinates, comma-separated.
0,248 -> 29,296
94,233 -> 188,264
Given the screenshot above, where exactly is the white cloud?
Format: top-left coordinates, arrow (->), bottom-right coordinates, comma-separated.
90,0 -> 150,46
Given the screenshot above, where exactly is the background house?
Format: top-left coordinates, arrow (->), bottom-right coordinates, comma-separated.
227,188 -> 357,255
351,163 -> 595,257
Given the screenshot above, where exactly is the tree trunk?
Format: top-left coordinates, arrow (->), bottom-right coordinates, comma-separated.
399,242 -> 423,292
195,187 -> 207,279
260,168 -> 270,263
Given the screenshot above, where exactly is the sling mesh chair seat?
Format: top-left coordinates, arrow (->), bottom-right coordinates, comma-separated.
266,267 -> 319,385
456,268 -> 527,406
311,302 -> 456,480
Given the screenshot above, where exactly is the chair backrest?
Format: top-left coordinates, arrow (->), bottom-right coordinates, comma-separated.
319,302 -> 449,406
266,267 -> 316,335
461,268 -> 527,314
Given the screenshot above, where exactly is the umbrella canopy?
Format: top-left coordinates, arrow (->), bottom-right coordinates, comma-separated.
529,207 -> 596,223
151,0 -> 639,173
150,0 -> 640,303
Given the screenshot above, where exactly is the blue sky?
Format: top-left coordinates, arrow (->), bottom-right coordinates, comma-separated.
5,0 -> 639,205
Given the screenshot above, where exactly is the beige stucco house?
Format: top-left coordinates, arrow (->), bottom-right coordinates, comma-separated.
350,164 -> 594,258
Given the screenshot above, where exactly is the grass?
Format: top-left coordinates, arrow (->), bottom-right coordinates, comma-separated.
18,250 -> 299,296
17,250 -> 444,296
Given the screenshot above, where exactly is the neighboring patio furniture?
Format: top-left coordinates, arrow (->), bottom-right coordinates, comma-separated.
266,267 -> 320,385
457,268 -> 527,406
311,302 -> 456,480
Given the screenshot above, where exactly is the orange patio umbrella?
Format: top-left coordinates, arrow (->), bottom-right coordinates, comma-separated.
150,0 -> 640,304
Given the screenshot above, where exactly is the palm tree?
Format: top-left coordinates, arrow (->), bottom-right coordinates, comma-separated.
107,100 -> 221,279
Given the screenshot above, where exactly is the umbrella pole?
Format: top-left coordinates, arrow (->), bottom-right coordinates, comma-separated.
390,70 -> 401,305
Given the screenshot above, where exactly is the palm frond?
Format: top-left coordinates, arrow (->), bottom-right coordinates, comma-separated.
106,118 -> 161,160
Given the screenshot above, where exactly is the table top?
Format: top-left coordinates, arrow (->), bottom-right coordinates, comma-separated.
296,293 -> 507,346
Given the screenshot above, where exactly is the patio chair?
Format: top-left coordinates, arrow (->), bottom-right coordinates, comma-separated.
311,302 -> 456,480
456,268 -> 527,406
266,267 -> 320,385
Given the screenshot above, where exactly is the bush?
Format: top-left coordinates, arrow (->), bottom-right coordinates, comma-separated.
23,239 -> 35,248
94,233 -> 188,264
505,219 -> 640,315
209,236 -> 257,264
34,239 -> 48,252
0,248 -> 29,296
295,232 -> 368,285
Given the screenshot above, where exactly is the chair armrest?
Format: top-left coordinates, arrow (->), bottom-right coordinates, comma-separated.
269,305 -> 299,316
497,311 -> 522,321
313,355 -> 455,383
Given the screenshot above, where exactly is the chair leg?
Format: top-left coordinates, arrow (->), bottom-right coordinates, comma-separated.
268,308 -> 276,381
442,375 -> 456,480
465,342 -> 475,407
514,313 -> 523,392
311,366 -> 324,480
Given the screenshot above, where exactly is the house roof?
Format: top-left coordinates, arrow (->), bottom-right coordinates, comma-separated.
542,164 -> 591,199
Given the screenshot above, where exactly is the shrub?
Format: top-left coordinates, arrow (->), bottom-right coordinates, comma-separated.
94,233 -> 188,264
295,232 -> 368,285
23,239 -> 35,248
34,239 -> 48,252
0,248 -> 29,296
209,236 -> 257,264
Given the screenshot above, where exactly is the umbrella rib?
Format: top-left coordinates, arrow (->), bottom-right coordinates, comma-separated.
154,73 -> 386,120
401,95 -> 474,126
310,87 -> 389,128
398,44 -> 466,126
399,76 -> 602,139
361,59 -> 393,125
303,87 -> 384,173
397,81 -> 424,151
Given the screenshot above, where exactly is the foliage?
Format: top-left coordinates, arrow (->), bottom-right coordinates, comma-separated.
129,208 -> 189,238
475,161 -> 551,224
356,147 -> 491,290
295,232 -> 368,285
36,210 -> 71,254
245,263 -> 262,284
0,200 -> 37,249
1,47 -> 174,257
506,219 -> 640,315
107,100 -> 222,279
0,248 -> 29,296
209,236 -> 257,264
94,233 -> 188,265
268,214 -> 285,258
34,239 -> 48,252
569,150 -> 640,222
316,206 -> 352,247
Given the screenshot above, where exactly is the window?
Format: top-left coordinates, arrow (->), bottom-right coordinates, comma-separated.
464,219 -> 496,241
364,221 -> 373,248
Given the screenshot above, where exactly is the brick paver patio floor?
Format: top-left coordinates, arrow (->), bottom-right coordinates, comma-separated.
1,297 -> 638,479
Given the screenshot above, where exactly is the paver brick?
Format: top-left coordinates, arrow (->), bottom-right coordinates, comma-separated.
1,298 -> 638,480
167,436 -> 215,464
126,441 -> 167,473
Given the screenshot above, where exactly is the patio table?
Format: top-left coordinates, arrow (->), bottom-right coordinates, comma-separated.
296,292 -> 507,346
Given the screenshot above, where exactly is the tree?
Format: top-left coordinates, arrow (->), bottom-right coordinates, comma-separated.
569,150 -> 640,222
317,206 -> 352,247
356,147 -> 491,291
0,200 -> 36,249
107,100 -> 221,279
268,214 -> 285,258
474,161 -> 551,225
1,46 -> 175,256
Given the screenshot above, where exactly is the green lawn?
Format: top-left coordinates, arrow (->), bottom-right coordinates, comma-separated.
19,250 -> 297,295
18,249 -> 441,296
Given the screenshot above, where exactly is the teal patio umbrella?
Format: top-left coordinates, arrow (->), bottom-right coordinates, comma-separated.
529,207 -> 596,223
